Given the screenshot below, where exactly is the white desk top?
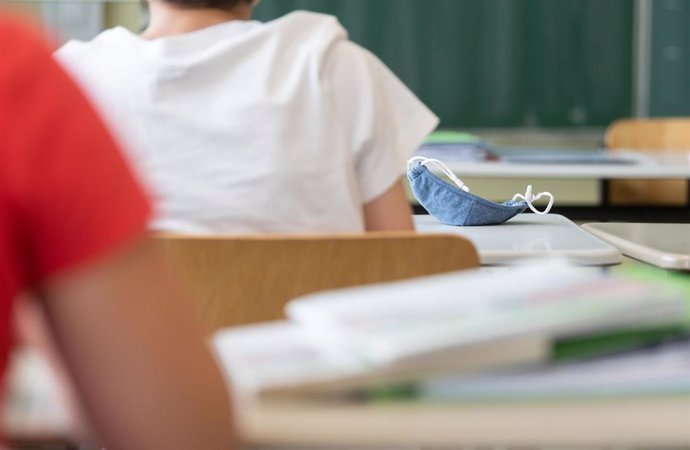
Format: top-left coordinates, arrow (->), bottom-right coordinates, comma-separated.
582,223 -> 690,271
415,214 -> 622,266
429,150 -> 690,179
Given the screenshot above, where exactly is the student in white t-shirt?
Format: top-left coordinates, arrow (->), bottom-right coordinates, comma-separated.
55,0 -> 439,234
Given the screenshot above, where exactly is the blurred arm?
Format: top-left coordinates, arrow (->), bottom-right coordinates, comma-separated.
41,237 -> 234,450
363,178 -> 415,231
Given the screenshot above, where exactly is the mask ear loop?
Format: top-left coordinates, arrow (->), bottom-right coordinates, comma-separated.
512,185 -> 555,215
408,157 -> 471,192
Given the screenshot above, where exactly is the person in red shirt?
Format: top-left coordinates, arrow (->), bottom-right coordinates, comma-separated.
0,17 -> 234,449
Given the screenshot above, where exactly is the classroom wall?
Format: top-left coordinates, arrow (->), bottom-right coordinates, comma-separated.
104,2 -> 142,32
0,1 -> 41,16
7,0 -> 687,126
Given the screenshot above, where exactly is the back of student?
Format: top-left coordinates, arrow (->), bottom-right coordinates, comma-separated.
56,3 -> 438,234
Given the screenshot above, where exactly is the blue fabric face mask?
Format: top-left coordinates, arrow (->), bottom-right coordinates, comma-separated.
407,157 -> 555,226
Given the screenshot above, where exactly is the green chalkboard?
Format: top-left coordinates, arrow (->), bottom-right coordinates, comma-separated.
254,0 -> 634,128
650,0 -> 690,117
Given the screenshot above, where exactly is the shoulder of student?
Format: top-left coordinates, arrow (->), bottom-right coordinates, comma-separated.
53,27 -> 125,66
270,12 -> 386,78
269,11 -> 348,42
56,13 -> 348,62
266,11 -> 364,62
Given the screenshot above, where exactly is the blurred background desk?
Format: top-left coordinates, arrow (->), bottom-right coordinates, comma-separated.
436,149 -> 690,180
412,142 -> 690,223
582,222 -> 690,271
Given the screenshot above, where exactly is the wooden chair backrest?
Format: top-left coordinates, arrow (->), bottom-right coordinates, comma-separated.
605,118 -> 690,206
156,233 -> 480,332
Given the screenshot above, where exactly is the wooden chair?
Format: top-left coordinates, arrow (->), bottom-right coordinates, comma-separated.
156,233 -> 479,332
604,118 -> 690,206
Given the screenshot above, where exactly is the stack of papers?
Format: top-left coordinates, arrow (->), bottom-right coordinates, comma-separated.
414,131 -> 496,161
496,147 -> 639,165
420,339 -> 690,402
214,260 -> 689,399
414,132 -> 641,165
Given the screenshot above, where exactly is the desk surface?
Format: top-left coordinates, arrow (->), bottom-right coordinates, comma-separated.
414,214 -> 622,266
582,222 -> 690,271
240,396 -> 689,448
427,150 -> 690,179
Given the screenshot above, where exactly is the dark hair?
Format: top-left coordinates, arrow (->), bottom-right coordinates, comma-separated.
162,0 -> 252,9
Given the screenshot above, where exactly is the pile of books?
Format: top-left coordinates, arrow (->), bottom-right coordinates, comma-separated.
214,260 -> 690,448
415,130 -> 639,165
414,131 -> 497,162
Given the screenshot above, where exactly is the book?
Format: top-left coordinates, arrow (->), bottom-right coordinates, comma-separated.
414,131 -> 498,161
417,338 -> 690,402
494,147 -> 639,165
214,260 -> 689,400
214,320 -> 546,400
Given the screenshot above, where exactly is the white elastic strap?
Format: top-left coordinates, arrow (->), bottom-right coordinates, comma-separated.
407,157 -> 470,192
512,185 -> 555,215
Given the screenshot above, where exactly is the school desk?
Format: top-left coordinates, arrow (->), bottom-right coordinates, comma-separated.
582,222 -> 690,271
427,149 -> 690,179
414,214 -> 622,266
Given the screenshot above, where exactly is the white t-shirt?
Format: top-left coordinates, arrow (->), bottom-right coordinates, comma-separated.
56,11 -> 439,233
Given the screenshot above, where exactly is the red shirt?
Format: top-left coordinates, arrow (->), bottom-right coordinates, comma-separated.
0,18 -> 151,379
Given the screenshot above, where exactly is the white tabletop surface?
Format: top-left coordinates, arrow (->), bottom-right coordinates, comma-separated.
582,223 -> 690,271
429,150 -> 690,179
415,214 -> 622,266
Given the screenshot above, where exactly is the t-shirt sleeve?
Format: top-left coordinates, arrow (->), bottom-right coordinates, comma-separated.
325,41 -> 439,204
0,21 -> 151,281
